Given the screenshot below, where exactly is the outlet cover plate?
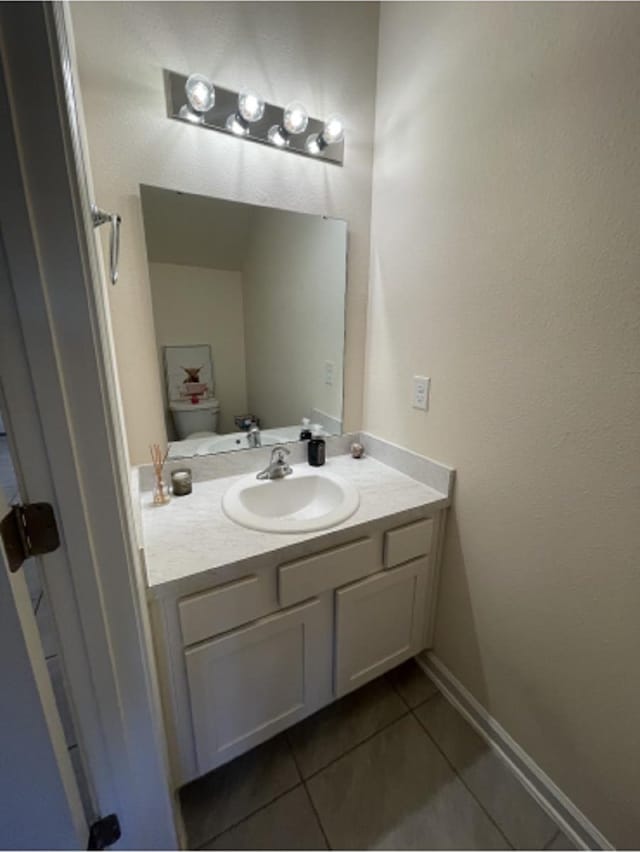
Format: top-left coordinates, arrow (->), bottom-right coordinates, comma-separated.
412,375 -> 430,411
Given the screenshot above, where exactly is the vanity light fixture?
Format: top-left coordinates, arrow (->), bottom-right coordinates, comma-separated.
306,114 -> 345,155
226,88 -> 266,136
165,69 -> 345,165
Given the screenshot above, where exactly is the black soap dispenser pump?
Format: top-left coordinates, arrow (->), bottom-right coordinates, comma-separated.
308,431 -> 326,466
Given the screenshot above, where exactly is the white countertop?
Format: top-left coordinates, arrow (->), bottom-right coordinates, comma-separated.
139,454 -> 449,593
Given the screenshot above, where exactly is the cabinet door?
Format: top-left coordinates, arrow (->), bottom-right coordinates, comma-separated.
185,597 -> 331,775
335,557 -> 430,697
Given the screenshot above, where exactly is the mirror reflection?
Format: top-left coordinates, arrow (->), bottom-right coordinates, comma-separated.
140,186 -> 347,458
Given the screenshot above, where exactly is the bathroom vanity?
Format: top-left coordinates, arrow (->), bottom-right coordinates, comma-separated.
135,438 -> 453,788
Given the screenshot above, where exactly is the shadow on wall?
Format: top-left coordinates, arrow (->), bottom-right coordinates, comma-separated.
434,509 -> 488,708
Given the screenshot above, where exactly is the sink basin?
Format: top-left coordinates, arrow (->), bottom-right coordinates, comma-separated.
222,467 -> 360,533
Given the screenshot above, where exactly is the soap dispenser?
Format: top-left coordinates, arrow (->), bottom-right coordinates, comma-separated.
300,416 -> 312,441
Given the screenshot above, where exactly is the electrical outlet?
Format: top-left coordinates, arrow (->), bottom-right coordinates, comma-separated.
412,375 -> 430,411
324,360 -> 335,386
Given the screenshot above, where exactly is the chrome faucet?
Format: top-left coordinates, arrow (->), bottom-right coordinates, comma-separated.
256,445 -> 293,480
247,421 -> 262,448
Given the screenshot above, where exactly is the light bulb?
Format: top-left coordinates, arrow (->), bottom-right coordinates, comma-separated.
238,89 -> 265,123
179,104 -> 204,124
283,101 -> 309,135
322,113 -> 345,145
305,133 -> 323,155
226,114 -> 249,136
185,73 -> 215,113
268,125 -> 289,147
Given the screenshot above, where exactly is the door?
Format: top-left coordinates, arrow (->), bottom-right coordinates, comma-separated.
186,597 -> 332,775
0,483 -> 86,848
335,557 -> 431,696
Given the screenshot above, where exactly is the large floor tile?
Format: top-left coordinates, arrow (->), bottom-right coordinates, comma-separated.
386,658 -> 439,708
180,734 -> 300,848
287,676 -> 406,778
545,829 -> 578,850
204,786 -> 327,850
416,695 -> 557,849
307,714 -> 509,850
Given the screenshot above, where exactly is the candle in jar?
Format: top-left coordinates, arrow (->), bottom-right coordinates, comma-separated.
171,468 -> 192,496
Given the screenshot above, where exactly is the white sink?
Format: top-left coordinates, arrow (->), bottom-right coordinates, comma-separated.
222,466 -> 360,533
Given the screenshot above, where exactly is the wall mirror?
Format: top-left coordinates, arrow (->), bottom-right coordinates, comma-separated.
140,185 -> 347,458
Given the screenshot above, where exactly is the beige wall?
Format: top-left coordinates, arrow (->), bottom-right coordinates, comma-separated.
70,1 -> 379,463
366,3 -> 640,846
148,263 -> 248,435
242,208 -> 346,429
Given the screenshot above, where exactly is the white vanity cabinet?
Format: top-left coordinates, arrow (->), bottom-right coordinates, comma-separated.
149,510 -> 444,788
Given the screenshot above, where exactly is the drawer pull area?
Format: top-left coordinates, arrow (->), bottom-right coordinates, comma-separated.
279,537 -> 376,607
383,518 -> 433,568
179,575 -> 267,646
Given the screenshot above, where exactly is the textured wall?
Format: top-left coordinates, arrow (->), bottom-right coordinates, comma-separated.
70,1 -> 379,463
366,3 -> 640,846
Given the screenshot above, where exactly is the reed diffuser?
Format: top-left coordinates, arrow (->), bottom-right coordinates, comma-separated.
150,443 -> 170,505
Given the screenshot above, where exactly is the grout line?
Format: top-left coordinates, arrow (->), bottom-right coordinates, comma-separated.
407,687 -> 441,712
412,707 -> 515,850
302,708 -> 411,783
302,782 -> 332,851
287,739 -> 333,852
384,671 -> 411,708
544,830 -> 562,850
195,780 -> 302,850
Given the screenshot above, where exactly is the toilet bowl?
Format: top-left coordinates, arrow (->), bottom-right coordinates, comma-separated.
170,398 -> 220,439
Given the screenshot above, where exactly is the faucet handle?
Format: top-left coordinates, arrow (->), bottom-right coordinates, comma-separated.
271,444 -> 290,463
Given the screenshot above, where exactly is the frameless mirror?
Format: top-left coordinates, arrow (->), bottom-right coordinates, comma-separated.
140,185 -> 347,458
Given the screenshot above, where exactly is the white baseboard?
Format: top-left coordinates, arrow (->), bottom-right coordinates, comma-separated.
417,653 -> 613,851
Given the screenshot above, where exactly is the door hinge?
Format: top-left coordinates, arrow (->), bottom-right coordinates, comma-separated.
88,814 -> 121,850
0,502 -> 60,573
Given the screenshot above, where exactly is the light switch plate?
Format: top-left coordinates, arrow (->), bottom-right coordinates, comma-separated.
412,375 -> 430,411
324,360 -> 335,386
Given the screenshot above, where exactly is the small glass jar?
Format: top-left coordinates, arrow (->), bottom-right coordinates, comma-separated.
153,478 -> 171,505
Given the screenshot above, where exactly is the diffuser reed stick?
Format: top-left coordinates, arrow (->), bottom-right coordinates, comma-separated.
150,443 -> 170,505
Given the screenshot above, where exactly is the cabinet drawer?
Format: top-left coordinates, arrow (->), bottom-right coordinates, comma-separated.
279,537 -> 377,607
383,518 -> 433,568
335,557 -> 430,696
179,574 -> 274,646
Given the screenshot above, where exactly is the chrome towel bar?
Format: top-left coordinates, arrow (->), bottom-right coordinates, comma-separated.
91,203 -> 121,285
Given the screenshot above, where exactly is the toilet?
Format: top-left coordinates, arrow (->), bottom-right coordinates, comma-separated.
169,398 -> 220,439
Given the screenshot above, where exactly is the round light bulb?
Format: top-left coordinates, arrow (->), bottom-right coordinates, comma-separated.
238,89 -> 265,123
283,101 -> 309,135
268,125 -> 289,147
179,104 -> 204,125
322,113 -> 345,145
185,73 -> 215,113
305,133 -> 323,155
226,113 -> 249,136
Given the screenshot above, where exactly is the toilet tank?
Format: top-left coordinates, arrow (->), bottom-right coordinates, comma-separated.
170,399 -> 219,439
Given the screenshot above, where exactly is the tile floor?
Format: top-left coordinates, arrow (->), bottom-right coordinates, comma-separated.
180,660 -> 577,850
